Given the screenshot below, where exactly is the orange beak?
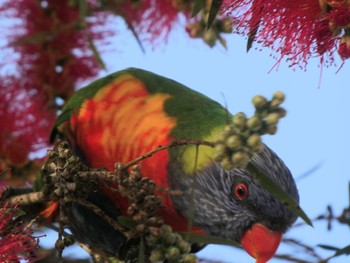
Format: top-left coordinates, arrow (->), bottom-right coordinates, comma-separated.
240,223 -> 282,263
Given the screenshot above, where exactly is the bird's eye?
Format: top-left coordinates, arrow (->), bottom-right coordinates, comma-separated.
234,183 -> 249,200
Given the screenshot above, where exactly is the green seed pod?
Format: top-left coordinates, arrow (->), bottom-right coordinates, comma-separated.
221,157 -> 235,170
63,236 -> 75,247
223,124 -> 235,134
160,224 -> 173,235
147,217 -> 158,225
177,239 -> 191,254
270,91 -> 285,108
214,133 -> 227,144
130,171 -> 142,181
252,95 -> 268,109
232,112 -> 247,129
226,135 -> 242,150
163,232 -> 177,245
231,152 -> 249,168
146,234 -> 158,246
276,107 -> 287,118
150,248 -> 166,263
186,22 -> 203,38
66,182 -> 76,191
270,99 -> 282,108
166,246 -> 181,261
135,224 -> 146,234
247,134 -> 263,152
53,186 -> 63,197
149,226 -> 162,237
203,29 -> 217,47
213,144 -> 228,162
246,116 -> 262,131
183,254 -> 197,263
173,233 -> 182,242
63,196 -> 72,204
267,125 -> 278,135
265,113 -> 280,126
273,91 -> 285,102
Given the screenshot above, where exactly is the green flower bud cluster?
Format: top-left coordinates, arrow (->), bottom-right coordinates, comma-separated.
41,143 -> 195,261
116,166 -> 196,262
214,91 -> 286,170
120,165 -> 162,223
147,224 -> 196,263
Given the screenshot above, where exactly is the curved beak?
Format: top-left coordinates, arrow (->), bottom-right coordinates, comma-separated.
240,223 -> 282,263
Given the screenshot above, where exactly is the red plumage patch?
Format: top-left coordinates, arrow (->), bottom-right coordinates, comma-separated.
64,74 -> 204,234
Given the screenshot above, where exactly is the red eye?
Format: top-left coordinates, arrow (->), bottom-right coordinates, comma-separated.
234,183 -> 249,200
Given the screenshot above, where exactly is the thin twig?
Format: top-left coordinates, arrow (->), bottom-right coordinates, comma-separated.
76,241 -> 95,259
44,222 -> 100,261
76,199 -> 129,238
123,139 -> 214,170
8,191 -> 43,206
283,238 -> 323,260
273,253 -> 315,263
44,223 -> 74,238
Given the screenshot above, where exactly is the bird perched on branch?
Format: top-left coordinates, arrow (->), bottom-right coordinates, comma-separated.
43,68 -> 299,263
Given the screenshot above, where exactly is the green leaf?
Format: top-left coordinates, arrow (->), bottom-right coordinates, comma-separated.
15,208 -> 27,217
207,0 -> 223,29
138,236 -> 145,263
191,0 -> 205,17
247,26 -> 258,52
318,244 -> 340,251
319,244 -> 350,258
179,232 -> 240,247
85,32 -> 106,70
247,163 -> 313,226
334,245 -> 350,257
124,19 -> 145,53
218,36 -> 227,49
246,1 -> 262,52
348,181 -> 350,207
117,216 -> 138,229
12,34 -> 46,45
78,0 -> 88,19
0,207 -> 26,217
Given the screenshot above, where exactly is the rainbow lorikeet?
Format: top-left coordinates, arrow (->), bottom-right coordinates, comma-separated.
45,68 -> 299,262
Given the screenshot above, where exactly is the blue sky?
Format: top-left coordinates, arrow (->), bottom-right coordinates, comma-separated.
44,18 -> 350,262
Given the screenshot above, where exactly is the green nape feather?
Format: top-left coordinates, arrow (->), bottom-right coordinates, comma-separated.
127,68 -> 231,140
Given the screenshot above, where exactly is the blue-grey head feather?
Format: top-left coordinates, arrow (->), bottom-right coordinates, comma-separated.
168,144 -> 299,242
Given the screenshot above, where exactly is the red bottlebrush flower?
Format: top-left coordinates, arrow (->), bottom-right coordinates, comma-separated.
0,0 -> 112,102
220,0 -> 350,67
327,5 -> 350,27
314,19 -> 337,57
119,0 -> 191,44
0,76 -> 56,167
0,0 -> 113,167
338,34 -> 350,59
0,201 -> 40,262
322,0 -> 345,8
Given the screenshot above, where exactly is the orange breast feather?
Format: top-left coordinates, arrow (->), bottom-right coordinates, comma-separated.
66,74 -> 203,233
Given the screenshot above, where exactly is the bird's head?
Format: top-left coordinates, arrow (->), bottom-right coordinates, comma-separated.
169,144 -> 299,263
